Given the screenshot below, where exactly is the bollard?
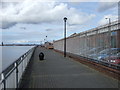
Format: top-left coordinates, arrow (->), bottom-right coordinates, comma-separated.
39,52 -> 44,60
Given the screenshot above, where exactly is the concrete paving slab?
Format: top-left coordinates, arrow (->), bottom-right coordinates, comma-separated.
19,47 -> 119,88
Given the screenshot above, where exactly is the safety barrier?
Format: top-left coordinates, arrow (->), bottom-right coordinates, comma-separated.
0,47 -> 36,90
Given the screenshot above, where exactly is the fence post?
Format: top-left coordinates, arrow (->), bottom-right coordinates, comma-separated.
15,62 -> 18,88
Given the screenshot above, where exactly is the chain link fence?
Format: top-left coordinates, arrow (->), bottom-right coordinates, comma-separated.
54,20 -> 120,65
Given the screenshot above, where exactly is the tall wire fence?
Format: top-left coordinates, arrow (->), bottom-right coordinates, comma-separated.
54,20 -> 120,66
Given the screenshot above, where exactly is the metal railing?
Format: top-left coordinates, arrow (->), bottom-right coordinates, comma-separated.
0,46 -> 36,90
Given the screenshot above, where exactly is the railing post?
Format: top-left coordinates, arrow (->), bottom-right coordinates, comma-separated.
15,62 -> 19,88
3,81 -> 6,90
0,74 -> 3,89
1,73 -> 6,90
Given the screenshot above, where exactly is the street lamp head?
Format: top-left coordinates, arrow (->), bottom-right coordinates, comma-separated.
105,18 -> 111,23
64,17 -> 67,21
105,18 -> 110,20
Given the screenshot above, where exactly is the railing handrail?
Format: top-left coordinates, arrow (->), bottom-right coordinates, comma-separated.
0,46 -> 35,84
0,47 -> 34,74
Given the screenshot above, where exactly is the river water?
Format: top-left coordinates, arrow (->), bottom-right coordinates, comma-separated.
0,46 -> 34,73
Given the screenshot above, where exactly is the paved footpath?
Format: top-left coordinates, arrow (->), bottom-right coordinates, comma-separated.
20,46 -> 119,88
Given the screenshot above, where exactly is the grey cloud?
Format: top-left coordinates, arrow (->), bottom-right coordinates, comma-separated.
46,29 -> 53,31
0,1 -> 96,29
97,2 -> 118,12
1,21 -> 16,29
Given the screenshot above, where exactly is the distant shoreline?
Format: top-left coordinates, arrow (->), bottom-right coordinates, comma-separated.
0,44 -> 38,46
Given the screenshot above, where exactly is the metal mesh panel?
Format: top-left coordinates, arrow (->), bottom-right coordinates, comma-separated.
53,21 -> 119,63
5,70 -> 16,88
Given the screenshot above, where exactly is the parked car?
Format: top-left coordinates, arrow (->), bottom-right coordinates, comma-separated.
80,47 -> 91,56
97,48 -> 120,61
88,53 -> 99,60
88,47 -> 104,59
81,47 -> 103,57
105,52 -> 120,64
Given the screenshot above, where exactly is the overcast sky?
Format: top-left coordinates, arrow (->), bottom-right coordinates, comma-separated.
0,0 -> 119,44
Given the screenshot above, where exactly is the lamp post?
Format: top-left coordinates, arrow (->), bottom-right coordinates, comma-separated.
46,36 -> 47,42
63,17 -> 67,57
105,18 -> 111,48
40,41 -> 42,45
44,39 -> 45,44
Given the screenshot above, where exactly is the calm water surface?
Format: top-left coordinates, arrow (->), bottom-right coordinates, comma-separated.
0,46 -> 34,73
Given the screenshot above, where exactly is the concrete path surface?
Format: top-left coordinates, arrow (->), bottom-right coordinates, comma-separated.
20,46 -> 119,88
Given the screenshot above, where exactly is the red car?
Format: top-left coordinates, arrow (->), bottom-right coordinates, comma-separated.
107,52 -> 120,64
